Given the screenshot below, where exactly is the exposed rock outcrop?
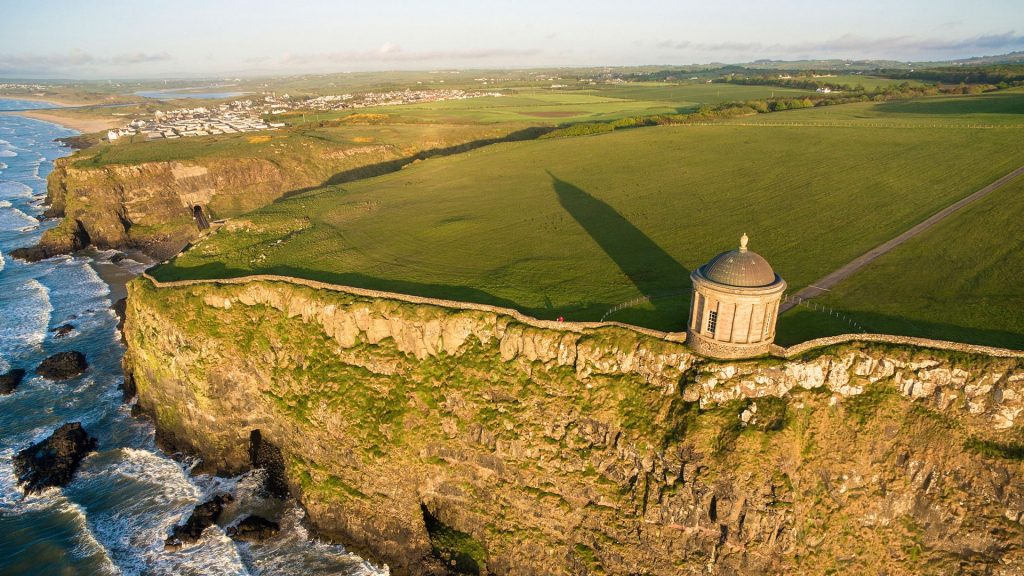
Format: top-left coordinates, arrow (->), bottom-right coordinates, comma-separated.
13,422 -> 98,493
10,218 -> 89,262
227,515 -> 280,543
164,494 -> 232,550
249,430 -> 289,499
36,351 -> 88,380
52,323 -> 75,338
1,368 -> 26,394
124,278 -> 1024,575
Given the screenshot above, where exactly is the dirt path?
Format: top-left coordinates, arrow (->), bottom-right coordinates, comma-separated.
780,164 -> 1024,313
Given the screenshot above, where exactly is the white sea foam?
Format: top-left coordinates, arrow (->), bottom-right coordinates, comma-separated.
58,498 -> 121,574
0,204 -> 39,231
76,448 -> 251,576
0,149 -> 16,158
241,505 -> 388,575
0,448 -> 119,574
0,278 -> 52,364
0,249 -> 5,273
42,260 -> 112,337
0,180 -> 33,199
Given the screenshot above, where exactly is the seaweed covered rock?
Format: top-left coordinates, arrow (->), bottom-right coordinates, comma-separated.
13,422 -> 97,493
36,351 -> 88,380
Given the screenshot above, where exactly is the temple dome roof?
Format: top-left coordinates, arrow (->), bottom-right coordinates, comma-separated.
700,234 -> 777,288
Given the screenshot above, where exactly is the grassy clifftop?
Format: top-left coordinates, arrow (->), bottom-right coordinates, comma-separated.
152,90 -> 1024,346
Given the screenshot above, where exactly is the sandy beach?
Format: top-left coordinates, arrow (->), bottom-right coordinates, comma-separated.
6,109 -> 120,133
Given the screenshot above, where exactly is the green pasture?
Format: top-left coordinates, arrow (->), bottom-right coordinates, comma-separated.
152,90 -> 1024,341
581,82 -> 813,104
800,75 -> 925,89
777,174 -> 1024,349
287,83 -> 817,127
725,88 -> 1024,127
287,91 -> 677,126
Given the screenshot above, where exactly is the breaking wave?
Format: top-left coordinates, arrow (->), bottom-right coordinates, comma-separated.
0,204 -> 39,231
0,279 -> 52,370
0,180 -> 33,200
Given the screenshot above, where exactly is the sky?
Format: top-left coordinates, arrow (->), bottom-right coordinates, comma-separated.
1,0 -> 1023,78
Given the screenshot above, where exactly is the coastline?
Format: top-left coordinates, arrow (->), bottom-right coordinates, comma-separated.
0,92 -> 121,107
2,108 -> 117,133
85,247 -> 156,303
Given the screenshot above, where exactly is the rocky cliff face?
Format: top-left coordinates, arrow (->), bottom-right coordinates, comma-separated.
123,278 -> 1024,575
19,144 -> 397,261
22,156 -> 299,260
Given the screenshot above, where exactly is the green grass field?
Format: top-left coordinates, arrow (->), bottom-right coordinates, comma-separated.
724,88 -> 1024,127
795,75 -> 924,90
777,174 -> 1024,349
580,83 -> 813,104
285,83 -> 816,127
151,90 -> 1024,346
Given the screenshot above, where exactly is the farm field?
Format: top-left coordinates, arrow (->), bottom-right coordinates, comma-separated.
798,74 -> 925,89
723,87 -> 1024,127
152,89 -> 1024,342
285,83 -> 817,126
579,82 -> 813,105
777,174 -> 1024,349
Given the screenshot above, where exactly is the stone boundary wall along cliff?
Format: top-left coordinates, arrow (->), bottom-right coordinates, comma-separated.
124,272 -> 1024,575
141,271 -> 1024,360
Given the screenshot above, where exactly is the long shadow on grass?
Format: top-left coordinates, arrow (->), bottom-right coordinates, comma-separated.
150,259 -> 530,312
549,172 -> 690,316
279,125 -> 556,201
151,257 -> 682,328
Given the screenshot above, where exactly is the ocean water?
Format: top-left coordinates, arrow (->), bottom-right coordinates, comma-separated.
0,99 -> 384,575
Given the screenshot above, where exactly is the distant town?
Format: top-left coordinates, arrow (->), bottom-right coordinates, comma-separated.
0,83 -> 52,92
109,88 -> 502,141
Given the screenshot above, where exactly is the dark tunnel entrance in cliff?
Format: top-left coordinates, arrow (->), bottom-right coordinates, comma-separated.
192,205 -> 210,231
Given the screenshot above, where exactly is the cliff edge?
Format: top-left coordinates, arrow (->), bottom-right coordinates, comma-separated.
123,276 -> 1024,575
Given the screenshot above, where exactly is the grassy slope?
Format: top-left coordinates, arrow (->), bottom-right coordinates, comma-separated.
153,90 -> 1024,343
778,174 -> 1024,349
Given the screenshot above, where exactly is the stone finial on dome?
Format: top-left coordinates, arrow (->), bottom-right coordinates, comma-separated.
739,233 -> 749,252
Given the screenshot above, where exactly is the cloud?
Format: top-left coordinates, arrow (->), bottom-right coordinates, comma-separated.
655,31 -> 1024,59
110,51 -> 173,65
0,50 -> 95,69
0,49 -> 174,75
280,43 -> 542,67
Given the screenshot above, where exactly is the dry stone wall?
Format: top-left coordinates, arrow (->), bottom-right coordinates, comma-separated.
125,274 -> 1024,575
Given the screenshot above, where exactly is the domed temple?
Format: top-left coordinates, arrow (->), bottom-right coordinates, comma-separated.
687,234 -> 786,359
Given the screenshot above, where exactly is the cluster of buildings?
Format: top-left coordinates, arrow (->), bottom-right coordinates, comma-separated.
109,88 -> 501,141
0,83 -> 51,92
108,102 -> 285,141
264,88 -> 501,113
